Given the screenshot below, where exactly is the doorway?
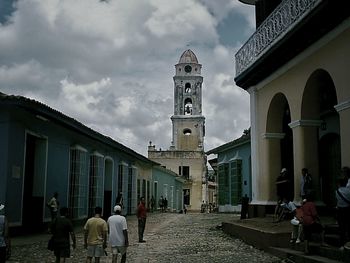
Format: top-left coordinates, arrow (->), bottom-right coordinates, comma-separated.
183,189 -> 190,206
22,133 -> 47,231
319,133 -> 341,207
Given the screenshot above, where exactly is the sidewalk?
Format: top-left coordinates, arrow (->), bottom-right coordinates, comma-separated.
222,215 -> 346,263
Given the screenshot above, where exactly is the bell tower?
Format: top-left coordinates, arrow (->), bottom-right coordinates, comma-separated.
148,49 -> 209,211
171,49 -> 205,151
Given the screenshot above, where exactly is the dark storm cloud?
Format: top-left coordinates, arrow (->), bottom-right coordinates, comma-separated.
0,0 -> 254,155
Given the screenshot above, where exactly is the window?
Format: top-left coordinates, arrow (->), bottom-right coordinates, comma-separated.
128,166 -> 137,215
163,184 -> 168,199
88,153 -> 104,216
154,181 -> 158,207
183,189 -> 190,205
147,180 -> 150,206
118,164 -> 123,195
137,179 -> 141,202
184,98 -> 193,115
183,128 -> 192,135
218,163 -> 229,205
185,83 -> 191,93
170,186 -> 174,210
230,160 -> 242,205
142,179 -> 146,198
179,166 -> 190,180
69,147 -> 88,219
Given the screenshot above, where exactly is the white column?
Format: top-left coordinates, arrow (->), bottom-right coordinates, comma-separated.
335,99 -> 350,167
247,86 -> 259,203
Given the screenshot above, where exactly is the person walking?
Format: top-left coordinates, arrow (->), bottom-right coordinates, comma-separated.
0,204 -> 9,263
163,198 -> 168,212
335,177 -> 350,248
47,192 -> 59,221
300,168 -> 312,199
137,197 -> 147,243
150,196 -> 155,213
84,207 -> 108,263
50,207 -> 76,263
159,196 -> 164,212
274,168 -> 292,222
107,205 -> 129,263
276,168 -> 292,202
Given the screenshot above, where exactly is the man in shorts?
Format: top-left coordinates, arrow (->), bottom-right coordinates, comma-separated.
107,205 -> 129,263
84,207 -> 108,263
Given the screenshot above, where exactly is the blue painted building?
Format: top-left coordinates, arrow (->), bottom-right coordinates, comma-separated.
0,92 -> 181,230
206,129 -> 251,212
152,166 -> 184,212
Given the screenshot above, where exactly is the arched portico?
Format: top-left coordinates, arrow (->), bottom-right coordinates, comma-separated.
264,93 -> 294,202
291,69 -> 340,205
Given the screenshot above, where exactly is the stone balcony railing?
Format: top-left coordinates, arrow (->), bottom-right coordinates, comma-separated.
235,0 -> 322,77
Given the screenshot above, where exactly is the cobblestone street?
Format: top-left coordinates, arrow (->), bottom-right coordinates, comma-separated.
8,212 -> 282,263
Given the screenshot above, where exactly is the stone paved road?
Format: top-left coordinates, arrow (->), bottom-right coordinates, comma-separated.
8,212 -> 283,263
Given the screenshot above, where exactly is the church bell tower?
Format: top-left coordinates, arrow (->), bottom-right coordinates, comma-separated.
171,49 -> 205,151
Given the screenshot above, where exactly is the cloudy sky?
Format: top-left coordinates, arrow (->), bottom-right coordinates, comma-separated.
0,0 -> 255,156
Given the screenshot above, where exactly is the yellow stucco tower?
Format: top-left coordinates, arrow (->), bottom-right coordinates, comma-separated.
148,50 -> 207,211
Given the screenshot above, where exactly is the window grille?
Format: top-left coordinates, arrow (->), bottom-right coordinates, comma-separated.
69,147 -> 88,219
88,154 -> 104,216
230,160 -> 242,205
127,166 -> 137,214
218,163 -> 229,205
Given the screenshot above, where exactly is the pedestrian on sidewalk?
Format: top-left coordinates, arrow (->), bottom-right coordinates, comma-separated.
50,207 -> 76,263
335,177 -> 350,247
47,192 -> 59,221
164,198 -> 168,212
159,196 -> 164,212
276,168 -> 292,202
137,197 -> 147,243
84,207 -> 108,263
107,205 -> 129,263
150,196 -> 155,213
0,203 -> 10,263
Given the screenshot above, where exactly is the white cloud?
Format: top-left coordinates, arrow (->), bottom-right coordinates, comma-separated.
0,0 -> 254,155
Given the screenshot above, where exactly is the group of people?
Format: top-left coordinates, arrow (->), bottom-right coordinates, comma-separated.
158,196 -> 168,212
200,201 -> 216,213
276,166 -> 350,253
49,196 -> 147,263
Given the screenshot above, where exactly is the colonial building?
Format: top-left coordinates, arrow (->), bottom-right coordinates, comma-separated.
152,166 -> 185,212
235,0 -> 350,215
0,92 -> 183,231
207,129 -> 251,212
148,50 -> 207,211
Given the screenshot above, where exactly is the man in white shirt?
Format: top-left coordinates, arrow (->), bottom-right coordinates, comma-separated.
107,205 -> 129,263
